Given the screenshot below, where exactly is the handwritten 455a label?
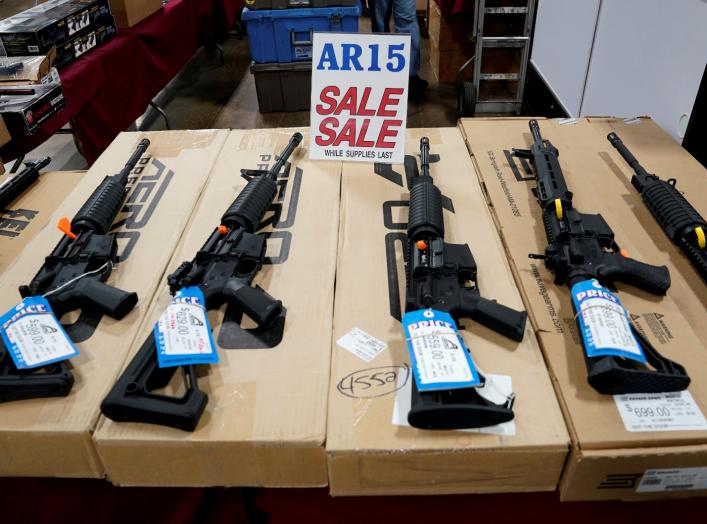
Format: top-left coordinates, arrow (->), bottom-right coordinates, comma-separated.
0,296 -> 78,369
154,286 -> 218,368
402,309 -> 481,392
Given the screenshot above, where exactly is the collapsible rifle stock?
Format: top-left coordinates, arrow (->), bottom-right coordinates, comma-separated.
0,157 -> 51,210
514,120 -> 689,394
607,132 -> 707,282
101,132 -> 303,432
404,137 -> 527,430
0,139 -> 150,403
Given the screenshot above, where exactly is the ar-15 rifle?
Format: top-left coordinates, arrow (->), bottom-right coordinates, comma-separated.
513,120 -> 689,394
0,139 -> 150,403
101,132 -> 304,432
0,157 -> 51,210
405,137 -> 527,430
607,132 -> 707,283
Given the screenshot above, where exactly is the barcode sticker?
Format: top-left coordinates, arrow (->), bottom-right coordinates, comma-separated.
337,327 -> 387,362
637,467 -> 707,493
614,390 -> 707,432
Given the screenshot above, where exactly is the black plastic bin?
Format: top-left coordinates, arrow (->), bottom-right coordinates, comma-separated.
251,61 -> 312,112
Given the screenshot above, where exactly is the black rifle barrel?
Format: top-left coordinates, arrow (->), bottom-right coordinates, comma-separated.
222,132 -> 303,232
72,139 -> 150,234
268,132 -> 303,179
419,137 -> 430,177
407,137 -> 444,240
117,138 -> 151,185
529,119 -> 543,142
0,157 -> 50,209
607,132 -> 651,179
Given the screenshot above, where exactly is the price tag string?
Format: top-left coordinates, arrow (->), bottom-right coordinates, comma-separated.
42,261 -> 112,299
573,302 -> 629,321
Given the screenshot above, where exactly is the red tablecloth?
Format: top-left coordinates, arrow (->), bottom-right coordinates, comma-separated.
1,0 -> 242,165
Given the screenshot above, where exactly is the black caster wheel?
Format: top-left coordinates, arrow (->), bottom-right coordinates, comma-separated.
458,81 -> 476,118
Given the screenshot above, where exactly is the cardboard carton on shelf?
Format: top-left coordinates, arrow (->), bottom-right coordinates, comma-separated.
109,0 -> 163,28
458,117 -> 707,501
0,0 -> 112,57
326,127 -> 569,496
0,129 -> 228,478
94,128 -> 340,488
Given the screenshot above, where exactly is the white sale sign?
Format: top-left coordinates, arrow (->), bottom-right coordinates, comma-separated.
309,32 -> 410,164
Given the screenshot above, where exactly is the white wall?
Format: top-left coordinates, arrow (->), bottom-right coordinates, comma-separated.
531,0 -> 600,116
531,0 -> 707,142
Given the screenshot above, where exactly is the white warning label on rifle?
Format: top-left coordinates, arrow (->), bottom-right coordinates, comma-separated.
0,296 -> 79,369
637,467 -> 707,493
337,327 -> 387,362
154,286 -> 218,368
614,391 -> 707,432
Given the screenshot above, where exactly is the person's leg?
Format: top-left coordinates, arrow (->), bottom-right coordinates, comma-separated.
373,0 -> 392,33
391,0 -> 421,77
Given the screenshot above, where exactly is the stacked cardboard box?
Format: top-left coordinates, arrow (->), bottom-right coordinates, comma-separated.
459,117 -> 707,501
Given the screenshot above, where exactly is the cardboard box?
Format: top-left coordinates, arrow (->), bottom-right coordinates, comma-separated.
0,82 -> 67,135
326,127 -> 569,496
429,40 -> 469,84
0,49 -> 56,85
428,2 -> 472,83
428,1 -> 457,52
459,117 -> 707,501
0,116 -> 10,147
0,129 -> 228,478
109,0 -> 163,28
94,128 -> 340,487
1,170 -> 87,273
0,1 -> 112,57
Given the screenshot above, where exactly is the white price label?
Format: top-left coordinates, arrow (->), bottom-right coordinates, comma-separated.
410,331 -> 473,385
157,303 -> 211,356
637,467 -> 707,493
572,279 -> 645,362
580,299 -> 640,355
614,391 -> 707,432
0,296 -> 78,369
402,309 -> 481,391
154,287 -> 218,368
337,327 -> 387,362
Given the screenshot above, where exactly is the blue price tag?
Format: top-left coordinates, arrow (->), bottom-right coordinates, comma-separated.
402,309 -> 481,392
154,286 -> 218,368
571,279 -> 646,363
0,296 -> 79,369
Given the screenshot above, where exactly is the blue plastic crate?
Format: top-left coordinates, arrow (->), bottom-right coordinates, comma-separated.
242,6 -> 360,63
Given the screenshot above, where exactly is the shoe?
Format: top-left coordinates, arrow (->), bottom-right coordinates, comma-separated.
409,75 -> 429,91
